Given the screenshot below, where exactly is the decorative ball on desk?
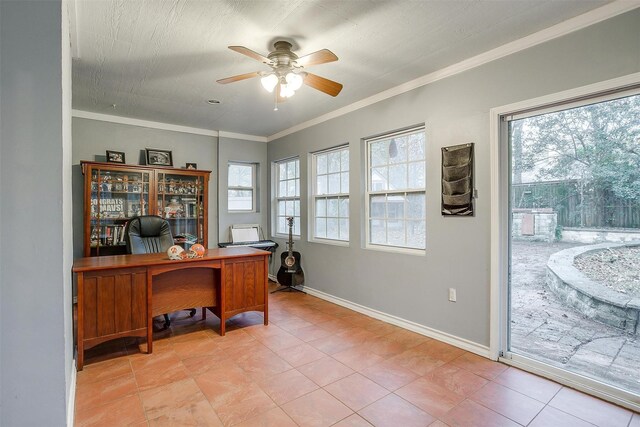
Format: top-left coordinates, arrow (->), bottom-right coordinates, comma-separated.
189,243 -> 205,258
167,245 -> 185,260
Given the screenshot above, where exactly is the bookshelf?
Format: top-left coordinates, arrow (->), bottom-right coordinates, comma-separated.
81,161 -> 211,257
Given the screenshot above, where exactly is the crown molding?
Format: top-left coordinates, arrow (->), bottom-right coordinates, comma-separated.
72,110 -> 266,142
219,131 -> 267,143
267,0 -> 640,142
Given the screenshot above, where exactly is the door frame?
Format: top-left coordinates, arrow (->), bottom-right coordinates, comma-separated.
489,71 -> 640,411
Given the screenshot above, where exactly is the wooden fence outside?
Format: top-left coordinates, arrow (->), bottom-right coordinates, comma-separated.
512,180 -> 640,229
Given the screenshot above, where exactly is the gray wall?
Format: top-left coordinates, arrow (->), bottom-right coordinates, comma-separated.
268,9 -> 640,348
217,137 -> 268,243
72,117 -> 219,258
0,1 -> 72,425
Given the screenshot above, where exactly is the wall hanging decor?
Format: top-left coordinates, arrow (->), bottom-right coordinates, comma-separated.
442,143 -> 474,216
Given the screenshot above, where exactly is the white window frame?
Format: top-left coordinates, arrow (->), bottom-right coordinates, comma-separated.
310,145 -> 350,246
274,157 -> 300,237
365,126 -> 426,254
227,162 -> 256,212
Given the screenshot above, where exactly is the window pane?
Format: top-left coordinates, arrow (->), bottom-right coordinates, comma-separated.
339,198 -> 349,217
293,218 -> 300,235
387,195 -> 405,219
228,164 -> 252,187
279,163 -> 287,180
287,180 -> 296,197
339,219 -> 349,240
287,161 -> 296,179
326,218 -> 339,239
371,167 -> 388,191
370,140 -> 388,167
315,218 -> 326,238
389,164 -> 407,189
408,162 -> 425,189
408,133 -> 426,160
278,200 -> 286,216
317,154 -> 327,174
294,200 -> 300,216
228,189 -> 253,211
387,220 -> 405,246
406,220 -> 426,249
341,149 -> 349,171
407,193 -> 425,219
317,175 -> 328,195
327,198 -> 339,217
278,217 -> 287,234
316,198 -> 327,217
328,151 -> 341,173
388,137 -> 407,163
279,181 -> 286,197
295,178 -> 300,197
370,219 -> 386,244
370,195 -> 386,218
328,173 -> 340,194
340,171 -> 349,193
286,200 -> 294,216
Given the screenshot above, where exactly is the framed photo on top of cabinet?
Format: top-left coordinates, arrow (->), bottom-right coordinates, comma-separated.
146,148 -> 173,167
106,150 -> 125,164
186,162 -> 197,170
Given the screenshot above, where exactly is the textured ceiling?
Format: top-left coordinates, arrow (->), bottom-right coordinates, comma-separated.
72,0 -> 611,137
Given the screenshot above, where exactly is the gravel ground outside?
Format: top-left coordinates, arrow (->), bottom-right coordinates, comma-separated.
510,240 -> 640,395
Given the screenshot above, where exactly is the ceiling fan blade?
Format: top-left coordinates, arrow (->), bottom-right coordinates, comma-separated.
216,71 -> 261,84
295,49 -> 338,67
228,46 -> 271,64
304,72 -> 343,97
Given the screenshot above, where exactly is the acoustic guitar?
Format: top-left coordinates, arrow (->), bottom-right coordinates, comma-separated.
276,217 -> 305,288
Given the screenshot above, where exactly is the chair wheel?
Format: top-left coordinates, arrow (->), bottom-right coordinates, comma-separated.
189,308 -> 197,317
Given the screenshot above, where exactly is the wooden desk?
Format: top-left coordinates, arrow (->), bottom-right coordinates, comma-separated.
73,247 -> 269,370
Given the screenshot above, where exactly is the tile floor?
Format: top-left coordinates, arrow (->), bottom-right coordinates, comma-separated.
75,283 -> 640,426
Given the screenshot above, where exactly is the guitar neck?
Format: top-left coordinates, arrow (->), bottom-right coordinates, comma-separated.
287,218 -> 294,255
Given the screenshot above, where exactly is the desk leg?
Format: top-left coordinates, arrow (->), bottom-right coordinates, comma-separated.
77,273 -> 85,371
146,273 -> 153,354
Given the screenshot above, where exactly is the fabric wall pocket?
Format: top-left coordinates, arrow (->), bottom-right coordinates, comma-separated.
442,143 -> 474,216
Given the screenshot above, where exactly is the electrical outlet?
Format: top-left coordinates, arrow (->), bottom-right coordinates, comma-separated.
448,288 -> 457,302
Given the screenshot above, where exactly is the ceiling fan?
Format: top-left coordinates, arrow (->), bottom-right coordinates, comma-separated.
216,41 -> 343,102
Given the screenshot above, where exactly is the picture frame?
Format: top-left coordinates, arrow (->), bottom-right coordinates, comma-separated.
185,163 -> 197,170
145,148 -> 173,167
106,150 -> 125,164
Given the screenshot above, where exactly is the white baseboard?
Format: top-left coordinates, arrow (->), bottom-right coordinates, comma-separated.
302,286 -> 490,358
67,361 -> 77,427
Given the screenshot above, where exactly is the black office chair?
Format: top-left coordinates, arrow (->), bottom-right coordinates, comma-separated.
124,215 -> 196,330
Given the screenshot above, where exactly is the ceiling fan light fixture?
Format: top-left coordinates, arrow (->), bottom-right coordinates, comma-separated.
285,72 -> 303,91
260,73 -> 278,92
280,82 -> 295,98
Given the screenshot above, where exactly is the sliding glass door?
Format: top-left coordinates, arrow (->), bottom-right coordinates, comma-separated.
504,90 -> 640,403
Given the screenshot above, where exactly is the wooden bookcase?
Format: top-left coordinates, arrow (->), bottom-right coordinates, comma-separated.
81,161 -> 211,257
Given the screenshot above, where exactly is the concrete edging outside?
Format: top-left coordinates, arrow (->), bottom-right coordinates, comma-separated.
546,242 -> 640,334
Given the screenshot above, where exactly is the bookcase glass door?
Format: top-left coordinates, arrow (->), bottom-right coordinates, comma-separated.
156,172 -> 205,249
90,168 -> 151,256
